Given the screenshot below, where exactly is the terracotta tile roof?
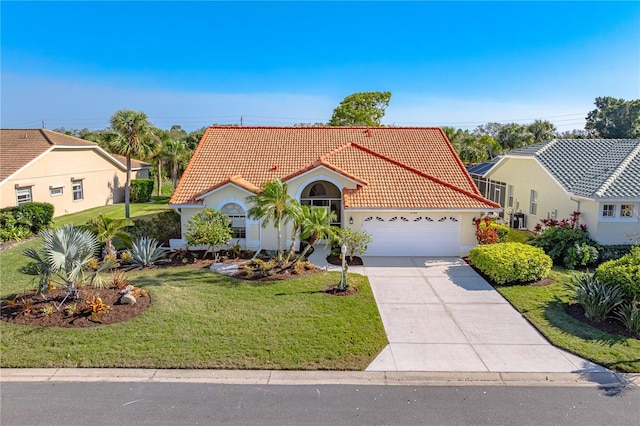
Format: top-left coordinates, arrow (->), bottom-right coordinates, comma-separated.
1,129 -> 148,182
170,126 -> 498,210
111,154 -> 152,170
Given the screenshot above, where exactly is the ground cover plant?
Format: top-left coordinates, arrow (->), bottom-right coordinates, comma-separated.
497,268 -> 640,373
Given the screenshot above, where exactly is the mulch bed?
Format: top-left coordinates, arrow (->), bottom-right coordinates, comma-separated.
0,287 -> 151,328
565,303 -> 640,340
322,284 -> 359,296
326,255 -> 364,266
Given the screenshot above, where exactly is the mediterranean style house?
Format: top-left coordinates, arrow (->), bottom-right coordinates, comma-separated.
169,127 -> 500,256
0,129 -> 150,216
468,138 -> 640,245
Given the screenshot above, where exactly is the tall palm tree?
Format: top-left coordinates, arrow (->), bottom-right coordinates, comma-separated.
163,138 -> 189,189
83,214 -> 134,258
246,178 -> 298,263
109,110 -> 158,218
297,207 -> 338,261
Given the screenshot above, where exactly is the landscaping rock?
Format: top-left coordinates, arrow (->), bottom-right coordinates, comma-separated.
120,293 -> 136,305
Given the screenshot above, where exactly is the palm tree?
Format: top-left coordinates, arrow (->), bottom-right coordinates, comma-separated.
83,214 -> 134,258
163,138 -> 189,189
109,110 -> 158,218
22,225 -> 115,305
297,207 -> 338,261
246,178 -> 299,263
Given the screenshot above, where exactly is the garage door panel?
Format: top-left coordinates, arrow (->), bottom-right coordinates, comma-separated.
362,215 -> 460,256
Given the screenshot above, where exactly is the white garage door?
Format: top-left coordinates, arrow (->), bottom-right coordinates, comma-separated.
361,214 -> 461,256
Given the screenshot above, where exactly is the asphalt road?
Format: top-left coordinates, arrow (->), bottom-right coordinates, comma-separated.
2,382 -> 638,425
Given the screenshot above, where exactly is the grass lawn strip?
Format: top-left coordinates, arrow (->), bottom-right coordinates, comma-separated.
497,269 -> 640,373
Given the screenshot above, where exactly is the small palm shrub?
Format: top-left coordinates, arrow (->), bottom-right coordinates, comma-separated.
469,242 -> 552,285
572,272 -> 624,321
615,300 -> 640,333
126,237 -> 167,268
596,247 -> 640,301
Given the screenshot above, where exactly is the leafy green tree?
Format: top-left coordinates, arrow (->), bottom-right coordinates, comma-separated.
297,207 -> 338,261
22,225 -> 115,300
527,120 -> 557,143
185,208 -> 233,259
83,214 -> 134,258
108,110 -> 158,218
496,123 -> 535,150
337,228 -> 372,261
185,126 -> 207,150
585,97 -> 640,138
474,122 -> 504,140
163,138 -> 190,189
246,178 -> 299,263
328,91 -> 392,126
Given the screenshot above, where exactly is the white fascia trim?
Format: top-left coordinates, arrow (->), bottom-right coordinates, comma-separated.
168,203 -> 203,208
1,146 -> 56,184
195,182 -> 256,201
345,208 -> 502,213
570,195 -> 640,203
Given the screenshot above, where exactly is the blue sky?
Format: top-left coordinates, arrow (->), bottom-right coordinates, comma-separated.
2,1 -> 639,132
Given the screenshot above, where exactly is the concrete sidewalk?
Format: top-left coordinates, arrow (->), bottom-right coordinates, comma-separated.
363,257 -> 610,373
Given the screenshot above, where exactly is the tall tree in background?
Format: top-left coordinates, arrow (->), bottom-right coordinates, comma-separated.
109,110 -> 158,218
527,120 -> 556,143
496,123 -> 535,150
585,97 -> 640,138
328,91 -> 392,126
164,138 -> 189,189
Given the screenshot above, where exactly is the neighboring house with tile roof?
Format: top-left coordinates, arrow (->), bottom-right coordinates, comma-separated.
473,138 -> 640,245
1,129 -> 151,216
169,126 -> 501,256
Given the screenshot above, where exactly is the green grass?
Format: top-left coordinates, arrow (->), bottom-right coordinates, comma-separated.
1,200 -> 387,369
0,268 -> 387,369
497,267 -> 640,373
52,203 -> 170,227
507,228 -> 533,244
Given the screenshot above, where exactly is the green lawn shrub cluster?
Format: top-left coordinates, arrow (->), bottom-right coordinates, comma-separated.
129,210 -> 181,246
596,246 -> 640,301
0,202 -> 54,242
599,244 -> 633,263
469,242 -> 552,285
130,179 -> 154,203
529,227 -> 599,269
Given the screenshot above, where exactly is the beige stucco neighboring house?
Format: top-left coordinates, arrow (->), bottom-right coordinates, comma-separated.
469,138 -> 640,245
169,126 -> 501,257
0,129 -> 151,217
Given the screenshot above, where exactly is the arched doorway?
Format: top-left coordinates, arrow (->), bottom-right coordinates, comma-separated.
300,181 -> 342,227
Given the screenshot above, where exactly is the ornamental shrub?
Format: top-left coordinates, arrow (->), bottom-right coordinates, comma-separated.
17,202 -> 55,232
572,272 -> 624,321
529,226 -> 599,269
469,242 -> 552,285
130,210 -> 181,246
130,179 -> 154,203
185,208 -> 233,256
596,246 -> 640,301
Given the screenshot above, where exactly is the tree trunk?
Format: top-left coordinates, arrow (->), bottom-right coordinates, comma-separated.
125,155 -> 132,218
157,159 -> 163,196
172,161 -> 178,189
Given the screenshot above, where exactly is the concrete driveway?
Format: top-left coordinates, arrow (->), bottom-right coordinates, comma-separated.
360,257 -> 608,373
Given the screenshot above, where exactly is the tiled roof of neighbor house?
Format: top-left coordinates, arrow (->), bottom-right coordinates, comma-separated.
111,154 -> 152,170
1,129 -> 148,182
507,139 -> 640,198
170,126 -> 500,210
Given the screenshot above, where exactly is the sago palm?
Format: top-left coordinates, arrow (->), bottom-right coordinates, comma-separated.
83,214 -> 134,258
109,109 -> 158,218
246,178 -> 299,263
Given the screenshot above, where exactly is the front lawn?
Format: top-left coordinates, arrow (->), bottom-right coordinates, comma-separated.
497,268 -> 640,373
0,266 -> 387,369
52,203 -> 170,227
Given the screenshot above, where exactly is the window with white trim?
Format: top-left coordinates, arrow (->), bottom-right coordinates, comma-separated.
16,187 -> 32,205
221,203 -> 246,239
529,190 -> 538,216
72,180 -> 84,201
621,204 -> 634,218
50,186 -> 64,197
507,185 -> 514,208
602,204 -> 616,218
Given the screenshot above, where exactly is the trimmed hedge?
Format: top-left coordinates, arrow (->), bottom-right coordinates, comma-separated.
129,210 -> 181,246
597,246 -> 640,301
469,242 -> 552,285
0,202 -> 54,242
130,179 -> 154,203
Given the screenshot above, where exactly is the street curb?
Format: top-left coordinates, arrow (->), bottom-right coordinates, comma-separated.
2,369 -> 638,388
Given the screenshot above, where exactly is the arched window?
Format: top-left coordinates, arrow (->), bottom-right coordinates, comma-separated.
309,183 -> 327,197
221,203 -> 246,239
300,181 -> 342,227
